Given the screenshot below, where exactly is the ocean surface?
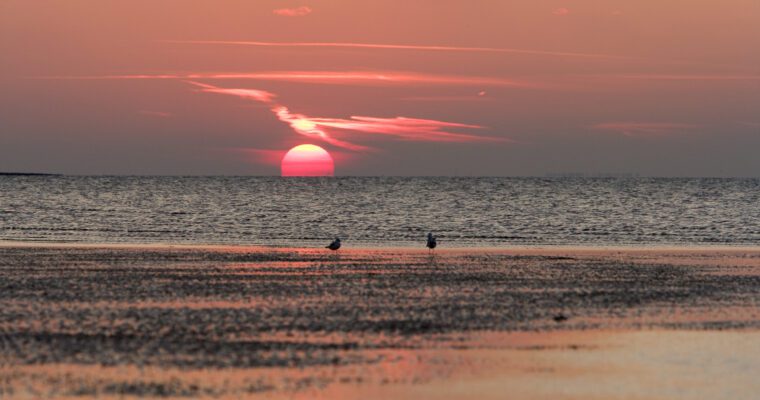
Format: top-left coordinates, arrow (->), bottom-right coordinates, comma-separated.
0,176 -> 758,246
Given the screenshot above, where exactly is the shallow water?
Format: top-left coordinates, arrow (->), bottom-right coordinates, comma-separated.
1,176 -> 759,246
2,247 -> 759,367
1,246 -> 759,399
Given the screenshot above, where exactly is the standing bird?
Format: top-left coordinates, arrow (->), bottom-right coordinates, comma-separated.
426,232 -> 437,252
326,237 -> 341,251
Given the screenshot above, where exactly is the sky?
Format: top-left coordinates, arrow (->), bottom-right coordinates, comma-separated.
1,0 -> 758,176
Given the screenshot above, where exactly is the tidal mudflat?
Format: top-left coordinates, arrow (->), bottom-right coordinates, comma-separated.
1,245 -> 759,399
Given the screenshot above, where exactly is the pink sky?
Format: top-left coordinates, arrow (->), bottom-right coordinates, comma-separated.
1,0 -> 758,176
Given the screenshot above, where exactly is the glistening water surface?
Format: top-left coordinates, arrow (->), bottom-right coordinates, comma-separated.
1,176 -> 758,246
2,247 -> 760,398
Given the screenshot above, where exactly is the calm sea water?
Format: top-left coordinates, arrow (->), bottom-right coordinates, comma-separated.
0,176 -> 758,246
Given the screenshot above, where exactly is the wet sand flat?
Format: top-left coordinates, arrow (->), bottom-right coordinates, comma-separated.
1,245 -> 759,398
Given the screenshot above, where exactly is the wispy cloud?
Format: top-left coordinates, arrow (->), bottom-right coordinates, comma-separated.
272,6 -> 312,17
42,71 -> 542,88
553,8 -> 570,16
617,74 -> 760,81
191,82 -> 505,151
165,40 -> 629,59
401,95 -> 493,102
593,122 -> 697,136
271,106 -> 370,151
187,81 -> 276,102
306,115 -> 495,143
139,110 -> 172,118
736,121 -> 760,128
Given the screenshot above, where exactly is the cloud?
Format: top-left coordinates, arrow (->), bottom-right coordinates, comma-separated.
186,81 -> 276,102
165,40 -> 629,59
616,74 -> 760,81
205,71 -> 536,88
45,71 -> 543,89
593,122 -> 697,136
190,82 -> 506,151
553,8 -> 570,16
139,110 -> 172,118
736,121 -> 760,128
271,106 -> 371,151
400,95 -> 492,102
272,6 -> 312,17
306,115 -> 497,143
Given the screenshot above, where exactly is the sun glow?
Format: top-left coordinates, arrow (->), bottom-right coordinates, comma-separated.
281,144 -> 335,177
292,118 -> 317,131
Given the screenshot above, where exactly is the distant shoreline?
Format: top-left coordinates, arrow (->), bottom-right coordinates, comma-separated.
0,172 -> 61,176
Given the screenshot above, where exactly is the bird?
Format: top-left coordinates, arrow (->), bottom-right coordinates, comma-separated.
326,237 -> 341,251
426,232 -> 437,252
553,314 -> 568,323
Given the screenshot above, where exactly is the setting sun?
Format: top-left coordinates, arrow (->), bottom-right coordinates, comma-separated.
281,144 -> 335,177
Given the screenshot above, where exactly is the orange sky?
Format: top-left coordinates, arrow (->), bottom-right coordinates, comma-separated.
1,0 -> 758,176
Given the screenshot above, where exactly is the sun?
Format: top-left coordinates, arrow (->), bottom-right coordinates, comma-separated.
281,144 -> 335,177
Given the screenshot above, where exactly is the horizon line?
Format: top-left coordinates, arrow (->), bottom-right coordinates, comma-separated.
3,173 -> 757,179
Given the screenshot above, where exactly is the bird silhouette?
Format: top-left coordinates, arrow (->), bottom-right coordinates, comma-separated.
426,232 -> 437,252
326,237 -> 341,251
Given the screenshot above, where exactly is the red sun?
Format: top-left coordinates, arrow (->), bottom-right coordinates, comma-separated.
281,144 -> 335,177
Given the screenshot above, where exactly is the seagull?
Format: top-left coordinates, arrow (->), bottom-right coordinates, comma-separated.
553,313 -> 569,323
326,237 -> 341,251
426,232 -> 437,252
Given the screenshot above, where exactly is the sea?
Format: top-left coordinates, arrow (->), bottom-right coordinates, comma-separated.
1,176 -> 758,247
